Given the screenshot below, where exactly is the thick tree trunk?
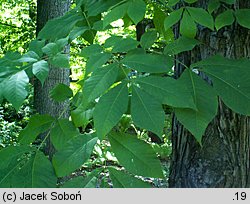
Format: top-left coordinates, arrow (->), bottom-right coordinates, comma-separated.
169,0 -> 250,187
35,0 -> 71,158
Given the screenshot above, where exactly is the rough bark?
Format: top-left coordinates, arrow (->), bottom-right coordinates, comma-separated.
35,0 -> 71,158
169,0 -> 250,187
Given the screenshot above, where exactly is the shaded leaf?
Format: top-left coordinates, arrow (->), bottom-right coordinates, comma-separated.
53,133 -> 98,177
164,36 -> 200,55
51,119 -> 79,150
18,51 -> 39,63
85,52 -> 111,75
122,53 -> 171,73
38,10 -> 83,41
208,0 -> 220,14
0,146 -> 56,188
71,106 -> 93,128
50,53 -> 70,68
215,10 -> 235,30
32,60 -> 49,85
175,69 -> 218,143
49,83 -> 73,102
180,10 -> 197,38
94,83 -> 129,139
164,8 -> 183,31
19,114 -> 54,144
109,132 -> 164,178
235,9 -> 250,29
83,63 -> 119,102
3,70 -> 29,110
127,0 -> 146,24
192,55 -> 250,115
103,2 -> 128,28
140,30 -> 158,49
109,167 -> 152,188
131,85 -> 165,137
136,76 -> 196,109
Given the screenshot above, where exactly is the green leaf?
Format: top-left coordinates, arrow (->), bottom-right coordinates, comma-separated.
0,52 -> 22,67
94,83 -> 129,140
140,30 -> 158,49
168,0 -> 180,6
0,146 -> 56,188
175,69 -> 218,143
220,0 -> 235,4
3,70 -> 29,110
0,146 -> 32,170
49,83 -> 73,102
80,44 -> 103,58
42,43 -> 59,56
104,36 -> 139,53
51,119 -> 80,150
104,36 -> 122,48
0,83 -> 3,103
52,133 -> 98,177
38,10 -> 83,41
208,0 -> 220,14
83,63 -> 119,102
215,10 -> 235,30
62,168 -> 102,188
69,26 -> 88,40
131,85 -> 165,137
184,0 -> 198,3
135,76 -> 196,109
109,132 -> 164,178
192,55 -> 250,115
127,0 -> 146,24
0,146 -> 30,187
112,37 -> 139,53
18,51 -> 40,63
235,9 -> 250,29
164,8 -> 183,31
85,52 -> 111,75
180,10 -> 197,38
0,66 -> 19,83
187,7 -> 214,30
13,151 -> 57,188
103,2 -> 128,28
108,167 -> 152,188
164,36 -> 200,55
62,177 -> 89,188
71,106 -> 93,128
122,53 -> 171,73
19,114 -> 54,144
86,0 -> 121,16
29,40 -> 45,57
153,6 -> 167,34
50,53 -> 69,68
32,60 -> 49,85
55,38 -> 69,49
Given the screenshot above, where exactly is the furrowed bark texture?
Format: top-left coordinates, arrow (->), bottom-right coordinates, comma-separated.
35,0 -> 71,158
169,0 -> 250,187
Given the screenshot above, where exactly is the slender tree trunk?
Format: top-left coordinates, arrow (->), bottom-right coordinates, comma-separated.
35,0 -> 71,158
169,0 -> 250,187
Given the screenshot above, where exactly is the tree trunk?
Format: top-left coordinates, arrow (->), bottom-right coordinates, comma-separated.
169,0 -> 250,187
35,0 -> 71,158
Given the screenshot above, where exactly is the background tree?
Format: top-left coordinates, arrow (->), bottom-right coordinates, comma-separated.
169,0 -> 250,187
34,0 -> 71,157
